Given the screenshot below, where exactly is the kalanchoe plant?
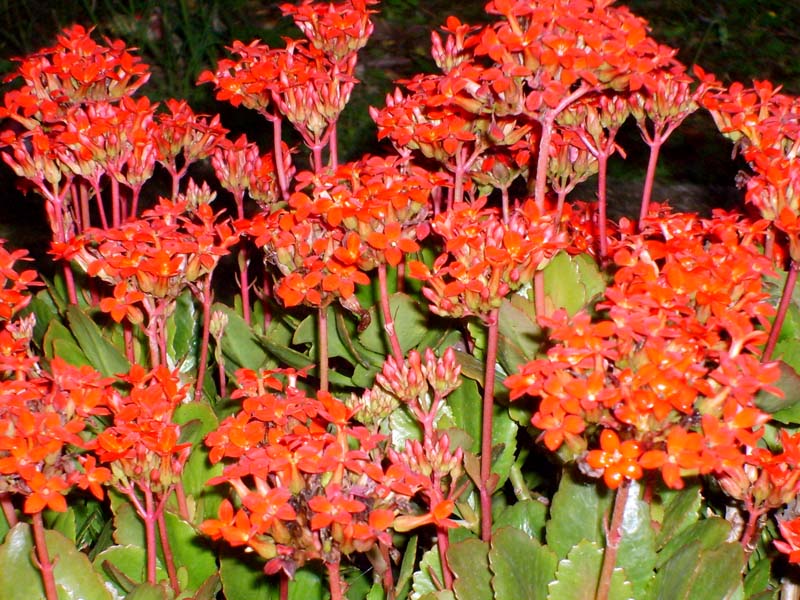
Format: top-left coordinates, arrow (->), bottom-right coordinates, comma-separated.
3,1 -> 800,600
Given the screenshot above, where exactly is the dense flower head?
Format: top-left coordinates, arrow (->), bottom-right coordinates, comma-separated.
0,24 -> 150,128
68,196 -> 239,302
94,365 -> 190,496
703,79 -> 800,259
410,197 -> 568,319
0,357 -> 114,513
203,367 -> 458,574
506,209 -> 781,490
279,0 -> 377,63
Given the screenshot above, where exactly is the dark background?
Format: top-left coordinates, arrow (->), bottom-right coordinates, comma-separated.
0,0 -> 798,251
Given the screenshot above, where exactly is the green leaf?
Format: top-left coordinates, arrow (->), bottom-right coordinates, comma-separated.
489,527 -> 556,600
547,540 -> 633,600
495,296 -> 542,375
395,535 -> 419,600
574,253 -> 606,302
615,481 -> 657,599
293,306 -> 358,365
43,507 -> 77,543
545,468 -> 612,558
445,378 -> 482,453
288,567 -> 325,600
358,293 -> 429,355
655,484 -> 702,550
756,361 -> 800,423
219,552 -> 278,600
447,538 -> 492,600
167,289 -> 199,370
653,540 -> 744,600
66,305 -> 131,376
411,545 -> 444,600
93,545 -> 168,596
174,403 -> 224,522
26,287 -> 60,348
43,320 -> 90,366
123,583 -> 171,600
0,523 -> 113,600
163,512 -> 217,592
490,406 -> 518,490
493,499 -> 547,541
656,517 -> 731,569
213,303 -> 269,371
744,557 -> 773,599
543,252 -> 592,316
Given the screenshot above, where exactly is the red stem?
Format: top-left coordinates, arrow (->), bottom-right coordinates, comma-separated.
437,526 -> 454,590
380,542 -> 396,600
638,138 -> 662,227
144,488 -> 158,585
326,559 -> 344,600
174,482 -> 190,522
0,493 -> 17,527
596,479 -> 631,600
280,573 -> 289,600
596,153 -> 609,262
157,510 -> 180,594
31,511 -> 59,600
378,263 -> 404,363
480,308 -> 500,542
763,259 -> 799,362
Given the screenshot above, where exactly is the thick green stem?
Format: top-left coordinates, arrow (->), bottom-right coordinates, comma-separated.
596,479 -> 631,600
480,309 -> 500,542
318,306 -> 329,392
195,278 -> 213,402
763,260 -> 800,362
32,511 -> 58,600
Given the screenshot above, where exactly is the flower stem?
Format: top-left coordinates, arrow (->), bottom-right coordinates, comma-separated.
596,153 -> 609,261
438,527 -> 454,590
0,493 -> 17,527
31,511 -> 58,600
326,559 -> 344,600
596,479 -> 631,600
378,263 -> 404,363
318,305 -> 329,392
480,308 -> 500,542
638,139 -> 662,226
195,279 -> 213,401
157,510 -> 180,594
763,259 -> 799,362
144,488 -> 158,585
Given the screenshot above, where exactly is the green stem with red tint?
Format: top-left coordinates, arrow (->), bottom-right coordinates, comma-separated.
318,305 -> 329,392
595,479 -> 631,600
479,308 -> 500,542
31,511 -> 58,600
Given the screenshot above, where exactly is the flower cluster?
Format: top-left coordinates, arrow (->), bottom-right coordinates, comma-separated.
507,208 -> 780,489
410,197 -> 567,319
203,364 -> 460,577
703,80 -> 800,260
